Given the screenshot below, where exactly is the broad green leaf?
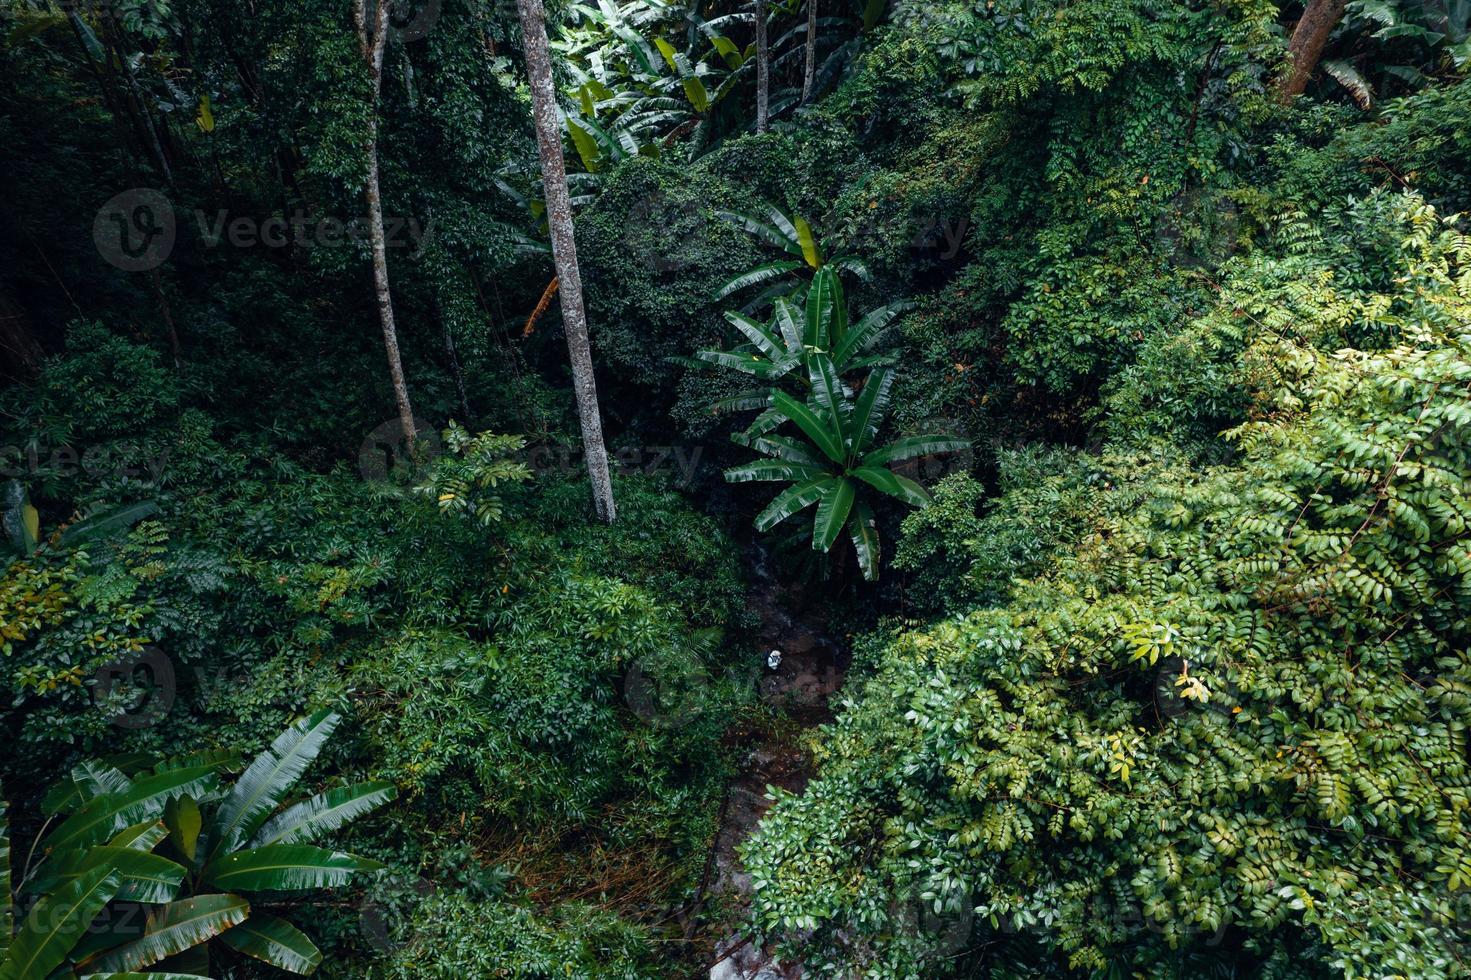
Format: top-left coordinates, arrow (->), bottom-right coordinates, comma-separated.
163,795 -> 201,863
739,434 -> 829,468
565,116 -> 603,172
73,763 -> 134,804
724,310 -> 784,359
848,499 -> 880,580
87,895 -> 250,974
44,767 -> 218,855
652,35 -> 680,71
111,822 -> 168,852
805,268 -> 838,349
218,915 -> 322,975
812,478 -> 856,552
0,865 -> 121,980
755,478 -> 832,531
202,845 -> 383,892
249,782 -> 397,848
772,298 -> 804,353
808,353 -> 849,450
58,501 -> 160,547
861,435 -> 970,467
832,301 -> 910,368
849,367 -> 896,454
206,709 -> 338,863
794,215 -> 822,268
716,210 -> 802,256
26,847 -> 185,904
850,466 -> 931,509
194,93 -> 214,133
693,349 -> 784,378
771,391 -> 845,464
714,260 -> 803,300
725,459 -> 827,484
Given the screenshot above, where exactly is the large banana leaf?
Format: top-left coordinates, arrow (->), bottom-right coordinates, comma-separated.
812,477 -> 856,552
249,782 -> 397,848
861,435 -> 971,467
71,762 -> 134,803
848,367 -> 896,453
807,354 -> 849,453
755,478 -> 832,531
85,895 -> 249,974
738,434 -> 829,468
206,709 -> 339,863
81,973 -> 216,979
43,767 -> 219,855
770,391 -> 844,464
718,208 -> 802,256
110,821 -> 168,852
218,915 -> 322,975
724,459 -> 827,484
723,310 -> 784,359
0,865 -> 121,980
848,498 -> 881,580
850,466 -> 932,509
693,349 -> 787,378
772,298 -> 804,353
201,844 -> 383,891
714,260 -> 803,300
831,301 -> 910,368
25,847 -> 186,904
804,268 -> 839,349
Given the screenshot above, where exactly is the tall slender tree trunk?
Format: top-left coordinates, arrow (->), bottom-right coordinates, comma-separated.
515,0 -> 617,523
754,0 -> 770,131
801,0 -> 818,104
1278,0 -> 1347,101
357,0 -> 418,455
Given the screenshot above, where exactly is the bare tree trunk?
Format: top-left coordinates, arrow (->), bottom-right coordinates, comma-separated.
1278,0 -> 1347,101
755,0 -> 770,131
801,0 -> 817,104
515,0 -> 617,523
357,0 -> 418,454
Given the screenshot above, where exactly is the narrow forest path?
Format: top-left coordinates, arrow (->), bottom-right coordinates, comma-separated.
704,545 -> 848,979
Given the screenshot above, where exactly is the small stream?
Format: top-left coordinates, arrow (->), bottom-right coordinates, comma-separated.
705,544 -> 848,979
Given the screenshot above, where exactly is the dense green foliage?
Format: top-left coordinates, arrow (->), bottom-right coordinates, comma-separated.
3,0 -> 1471,975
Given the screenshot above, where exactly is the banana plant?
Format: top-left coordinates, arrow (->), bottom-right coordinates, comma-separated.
725,351 -> 967,580
714,202 -> 869,304
694,266 -> 909,416
9,711 -> 394,977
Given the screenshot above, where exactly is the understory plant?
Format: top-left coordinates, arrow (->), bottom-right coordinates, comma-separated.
1,710 -> 392,977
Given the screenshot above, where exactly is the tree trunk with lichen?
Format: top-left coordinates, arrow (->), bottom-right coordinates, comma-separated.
1278,0 -> 1347,101
801,0 -> 817,104
755,0 -> 770,131
357,0 -> 418,455
516,0 -> 617,523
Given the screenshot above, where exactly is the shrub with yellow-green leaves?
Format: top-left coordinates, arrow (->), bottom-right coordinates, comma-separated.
744,200 -> 1471,978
